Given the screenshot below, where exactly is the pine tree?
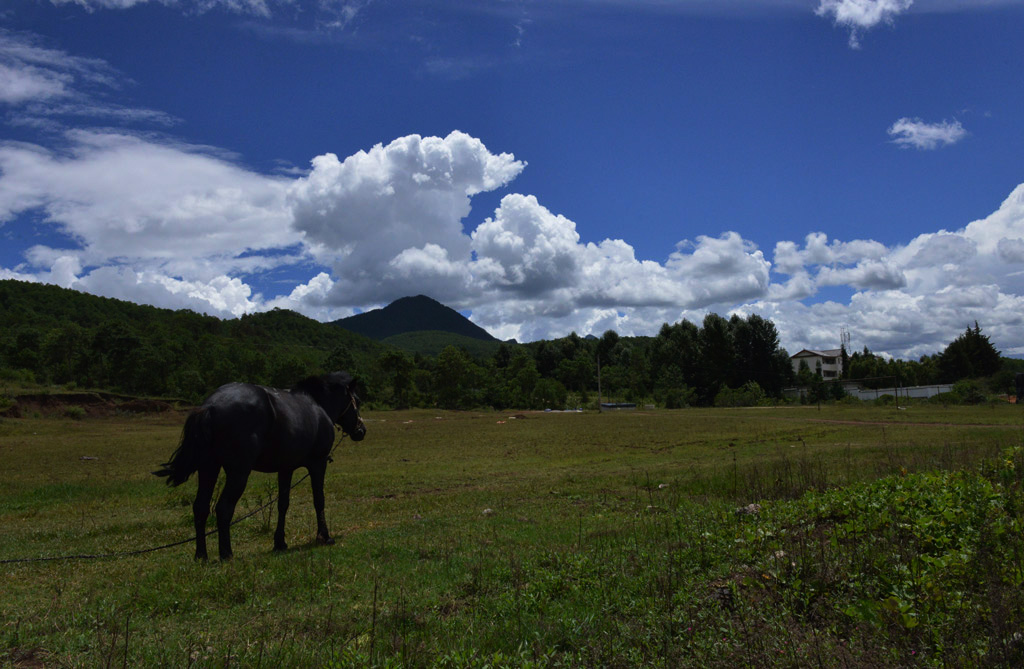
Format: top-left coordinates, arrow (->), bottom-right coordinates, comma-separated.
938,322 -> 1001,382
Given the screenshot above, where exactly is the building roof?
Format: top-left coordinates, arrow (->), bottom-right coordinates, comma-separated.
790,348 -> 843,359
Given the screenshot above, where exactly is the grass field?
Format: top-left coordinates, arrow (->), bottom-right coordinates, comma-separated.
2,404 -> 1024,667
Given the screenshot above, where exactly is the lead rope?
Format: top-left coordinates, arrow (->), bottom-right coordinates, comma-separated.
0,429 -> 351,565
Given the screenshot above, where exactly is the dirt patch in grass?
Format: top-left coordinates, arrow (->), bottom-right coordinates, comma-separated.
3,647 -> 53,668
1,392 -> 184,418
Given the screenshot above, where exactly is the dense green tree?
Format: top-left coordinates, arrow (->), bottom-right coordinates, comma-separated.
696,314 -> 734,405
938,323 -> 1001,382
730,314 -> 790,395
13,327 -> 42,371
270,355 -> 309,389
234,348 -> 267,385
170,369 -> 206,402
432,346 -> 481,409
378,350 -> 418,409
650,320 -> 699,400
596,330 -> 620,367
492,342 -> 514,370
533,377 -> 568,409
796,359 -> 816,387
533,340 -> 561,378
41,324 -> 87,384
623,345 -> 651,402
90,321 -> 142,391
505,349 -> 540,408
557,350 -> 594,396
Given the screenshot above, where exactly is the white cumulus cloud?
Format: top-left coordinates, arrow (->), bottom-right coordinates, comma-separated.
73,266 -> 260,317
816,0 -> 914,48
763,181 -> 1024,356
288,131 -> 525,304
471,193 -> 582,296
6,121 -> 1024,359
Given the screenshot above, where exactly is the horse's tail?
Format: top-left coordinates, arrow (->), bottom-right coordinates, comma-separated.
152,408 -> 210,486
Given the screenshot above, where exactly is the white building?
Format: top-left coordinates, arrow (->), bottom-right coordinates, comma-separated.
791,349 -> 843,379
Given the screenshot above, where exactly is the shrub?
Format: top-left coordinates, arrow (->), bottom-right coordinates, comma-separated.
929,391 -> 960,405
952,379 -> 986,405
662,386 -> 695,409
64,405 -> 86,420
0,367 -> 36,384
714,381 -> 765,407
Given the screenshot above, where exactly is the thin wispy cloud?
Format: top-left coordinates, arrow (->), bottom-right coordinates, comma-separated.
50,0 -> 272,14
0,29 -> 177,129
0,28 -> 116,104
47,0 -> 376,28
887,118 -> 967,150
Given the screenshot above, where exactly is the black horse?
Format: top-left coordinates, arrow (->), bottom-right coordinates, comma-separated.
154,371 -> 366,560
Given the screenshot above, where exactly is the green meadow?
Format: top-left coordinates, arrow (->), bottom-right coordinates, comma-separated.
2,404 -> 1024,667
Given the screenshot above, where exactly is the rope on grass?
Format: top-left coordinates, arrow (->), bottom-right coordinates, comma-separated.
0,432 -> 347,565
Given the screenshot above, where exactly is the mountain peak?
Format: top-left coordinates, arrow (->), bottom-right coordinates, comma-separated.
331,295 -> 497,342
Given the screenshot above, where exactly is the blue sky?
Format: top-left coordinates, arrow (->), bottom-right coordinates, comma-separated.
2,0 -> 1024,359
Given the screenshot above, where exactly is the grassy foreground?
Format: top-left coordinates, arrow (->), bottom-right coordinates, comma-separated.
2,404 -> 1024,667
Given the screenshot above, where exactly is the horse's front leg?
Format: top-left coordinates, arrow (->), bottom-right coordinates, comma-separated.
309,461 -> 334,545
274,469 -> 293,552
215,467 -> 251,560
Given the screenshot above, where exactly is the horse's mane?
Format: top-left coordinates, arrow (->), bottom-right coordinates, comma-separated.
291,372 -> 354,399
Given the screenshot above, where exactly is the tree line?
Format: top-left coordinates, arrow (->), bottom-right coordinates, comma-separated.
1,280 -> 1018,410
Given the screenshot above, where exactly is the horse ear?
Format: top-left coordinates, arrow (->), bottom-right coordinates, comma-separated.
340,373 -> 362,401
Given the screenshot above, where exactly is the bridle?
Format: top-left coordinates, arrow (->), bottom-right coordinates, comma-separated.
334,391 -> 364,436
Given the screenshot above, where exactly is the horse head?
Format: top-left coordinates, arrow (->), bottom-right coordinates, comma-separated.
322,371 -> 366,441
294,372 -> 366,441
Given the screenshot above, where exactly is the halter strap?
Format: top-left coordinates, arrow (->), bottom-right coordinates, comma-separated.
334,391 -> 363,436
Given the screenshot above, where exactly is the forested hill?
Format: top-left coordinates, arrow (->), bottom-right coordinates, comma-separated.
0,279 -> 387,401
332,295 -> 497,342
4,279 -> 1019,412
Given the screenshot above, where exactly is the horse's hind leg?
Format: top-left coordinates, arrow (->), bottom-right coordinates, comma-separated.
273,469 -> 293,552
193,463 -> 220,561
215,467 -> 251,560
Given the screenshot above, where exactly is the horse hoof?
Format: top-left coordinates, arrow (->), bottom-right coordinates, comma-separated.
273,542 -> 288,552
317,535 -> 335,546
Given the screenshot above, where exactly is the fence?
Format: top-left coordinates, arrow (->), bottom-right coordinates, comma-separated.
847,384 -> 954,401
